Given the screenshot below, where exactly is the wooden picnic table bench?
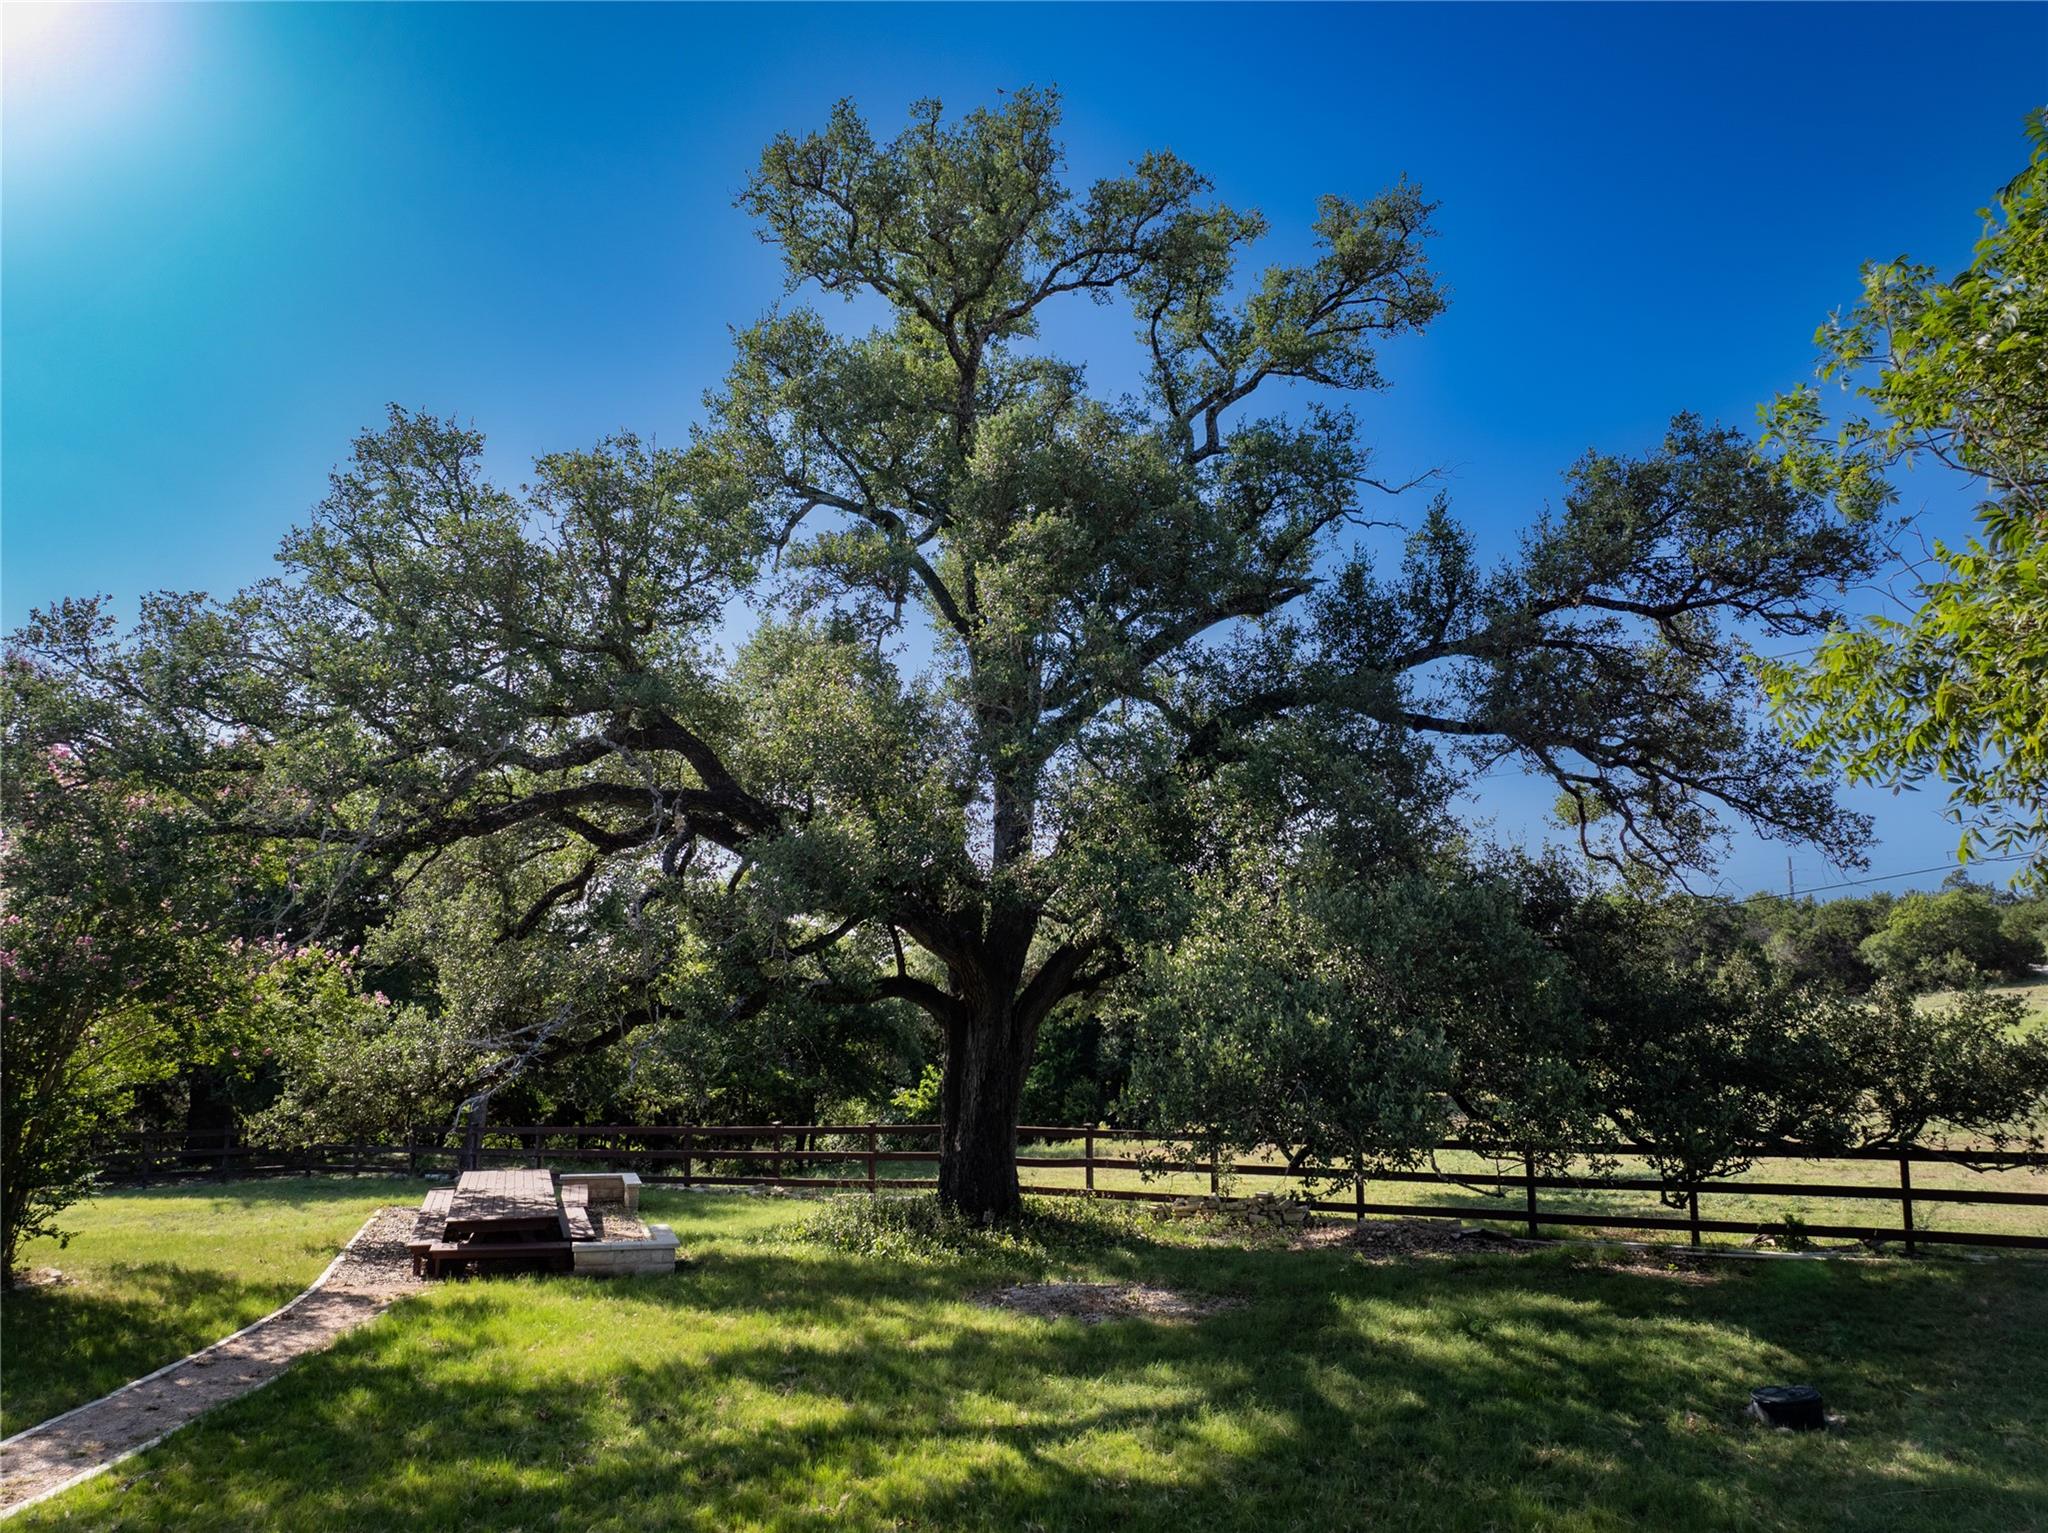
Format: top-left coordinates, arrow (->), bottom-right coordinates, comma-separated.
410,1167 -> 674,1279
408,1186 -> 455,1276
418,1169 -> 574,1278
422,1238 -> 576,1279
444,1168 -> 568,1242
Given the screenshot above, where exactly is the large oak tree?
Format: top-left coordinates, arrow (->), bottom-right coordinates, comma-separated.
22,91 -> 1882,1215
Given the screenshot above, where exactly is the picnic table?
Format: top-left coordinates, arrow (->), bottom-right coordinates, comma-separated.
419,1168 -> 573,1278
410,1167 -> 674,1280
444,1168 -> 568,1241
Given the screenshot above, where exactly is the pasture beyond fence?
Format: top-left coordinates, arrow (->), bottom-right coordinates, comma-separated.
104,1121 -> 2048,1254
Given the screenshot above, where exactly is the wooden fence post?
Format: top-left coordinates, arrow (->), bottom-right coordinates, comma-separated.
1688,1187 -> 1702,1248
682,1128 -> 694,1190
460,1099 -> 486,1173
866,1123 -> 879,1195
1900,1152 -> 1917,1257
771,1122 -> 783,1184
1524,1152 -> 1540,1239
1084,1126 -> 1095,1194
1354,1169 -> 1365,1225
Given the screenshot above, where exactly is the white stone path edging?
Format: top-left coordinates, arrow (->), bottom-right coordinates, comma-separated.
0,1209 -> 405,1521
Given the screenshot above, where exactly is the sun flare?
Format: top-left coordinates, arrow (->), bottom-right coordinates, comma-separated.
2,1 -> 178,148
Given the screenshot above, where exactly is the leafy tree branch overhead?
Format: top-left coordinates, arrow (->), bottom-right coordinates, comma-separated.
17,89 -> 1885,1216
1758,108 -> 2048,888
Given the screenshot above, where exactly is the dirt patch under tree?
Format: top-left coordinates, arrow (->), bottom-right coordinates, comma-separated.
976,1282 -> 1240,1324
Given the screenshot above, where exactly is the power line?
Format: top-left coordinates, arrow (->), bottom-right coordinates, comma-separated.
1454,769 -> 2036,897
1731,853 -> 2032,902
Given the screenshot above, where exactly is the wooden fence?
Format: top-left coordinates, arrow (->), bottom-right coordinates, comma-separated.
101,1122 -> 2048,1254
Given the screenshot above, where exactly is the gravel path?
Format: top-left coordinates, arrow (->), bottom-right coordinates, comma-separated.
0,1207 -> 420,1519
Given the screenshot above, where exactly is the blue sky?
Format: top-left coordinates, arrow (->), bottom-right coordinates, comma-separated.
5,2 -> 2044,897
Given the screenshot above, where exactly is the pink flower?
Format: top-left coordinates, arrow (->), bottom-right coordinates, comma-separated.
230,1047 -> 241,1058
372,991 -> 389,1007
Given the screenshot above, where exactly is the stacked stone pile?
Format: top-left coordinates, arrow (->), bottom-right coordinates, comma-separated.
1167,1192 -> 1313,1230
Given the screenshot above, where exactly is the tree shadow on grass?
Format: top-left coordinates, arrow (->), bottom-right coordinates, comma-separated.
21,1238 -> 2048,1533
4,1178 -> 423,1433
0,1263 -> 311,1435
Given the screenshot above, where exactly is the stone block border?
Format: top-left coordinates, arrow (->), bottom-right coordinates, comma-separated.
572,1221 -> 679,1275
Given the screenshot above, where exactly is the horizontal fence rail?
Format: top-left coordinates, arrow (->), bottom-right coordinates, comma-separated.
98,1123 -> 2048,1253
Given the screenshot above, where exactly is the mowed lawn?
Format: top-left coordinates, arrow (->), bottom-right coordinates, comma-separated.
2,1177 -> 423,1434
14,1188 -> 2048,1532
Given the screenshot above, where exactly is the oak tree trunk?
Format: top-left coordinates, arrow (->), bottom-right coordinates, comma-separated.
936,1003 -> 1034,1219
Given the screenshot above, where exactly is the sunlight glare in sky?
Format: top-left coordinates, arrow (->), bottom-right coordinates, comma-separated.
2,2 -> 183,169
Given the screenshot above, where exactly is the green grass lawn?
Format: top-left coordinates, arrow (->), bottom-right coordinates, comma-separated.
1927,971 -> 2048,1028
1,1177 -> 423,1435
14,1185 -> 2048,1532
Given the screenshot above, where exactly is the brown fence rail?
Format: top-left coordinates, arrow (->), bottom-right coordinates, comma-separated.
99,1123 -> 2048,1253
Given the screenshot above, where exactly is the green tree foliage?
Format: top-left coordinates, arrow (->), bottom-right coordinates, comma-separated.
1760,894 -> 1890,993
1640,881 -> 2045,999
1758,110 -> 2048,885
1131,854 -> 2048,1202
1127,854 -> 1618,1184
21,93 -> 1886,1216
2002,895 -> 2048,960
1018,1009 -> 1124,1130
0,665 -> 382,1281
1856,884 -> 2041,990
1556,892 -> 2046,1183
